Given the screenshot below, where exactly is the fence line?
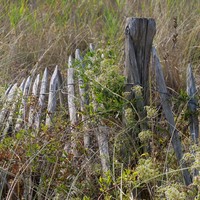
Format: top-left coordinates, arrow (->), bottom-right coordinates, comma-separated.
0,18 -> 199,187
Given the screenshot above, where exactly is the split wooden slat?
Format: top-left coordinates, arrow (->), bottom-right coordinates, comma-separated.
67,56 -> 76,125
67,56 -> 78,156
46,66 -> 59,126
15,76 -> 32,132
28,74 -> 40,127
152,47 -> 192,186
34,68 -> 48,129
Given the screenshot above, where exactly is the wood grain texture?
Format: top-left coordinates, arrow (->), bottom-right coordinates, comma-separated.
125,18 -> 156,104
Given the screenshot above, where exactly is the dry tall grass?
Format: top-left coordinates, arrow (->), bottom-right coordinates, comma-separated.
0,0 -> 199,88
0,0 -> 199,199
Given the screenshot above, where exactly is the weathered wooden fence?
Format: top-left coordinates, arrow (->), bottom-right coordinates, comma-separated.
0,18 -> 199,199
0,45 -> 111,177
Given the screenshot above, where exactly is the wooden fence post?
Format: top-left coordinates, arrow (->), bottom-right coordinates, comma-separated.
125,18 -> 156,105
152,47 -> 192,186
124,18 -> 156,156
34,68 -> 48,130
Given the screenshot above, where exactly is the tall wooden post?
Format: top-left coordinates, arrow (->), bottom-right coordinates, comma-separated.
124,18 -> 156,150
125,18 -> 156,105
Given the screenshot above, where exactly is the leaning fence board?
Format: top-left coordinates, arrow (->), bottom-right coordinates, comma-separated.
28,74 -> 40,127
187,64 -> 199,145
152,47 -> 192,186
34,68 -> 48,129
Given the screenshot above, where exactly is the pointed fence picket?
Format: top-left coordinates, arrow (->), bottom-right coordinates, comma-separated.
45,66 -> 63,126
34,67 -> 48,130
28,74 -> 40,127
